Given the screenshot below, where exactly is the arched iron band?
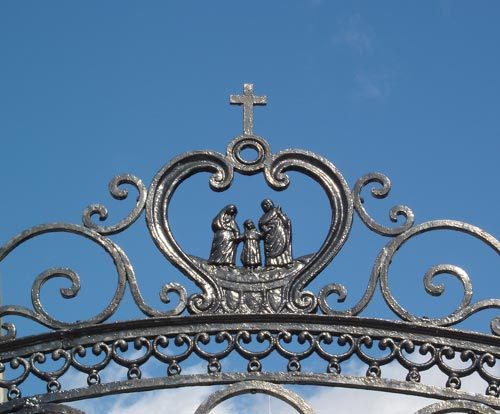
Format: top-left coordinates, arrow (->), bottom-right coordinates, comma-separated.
16,403 -> 85,414
3,313 -> 500,407
3,314 -> 500,359
415,400 -> 498,414
3,372 -> 500,413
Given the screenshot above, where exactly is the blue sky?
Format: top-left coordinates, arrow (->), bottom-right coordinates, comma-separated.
1,1 -> 499,412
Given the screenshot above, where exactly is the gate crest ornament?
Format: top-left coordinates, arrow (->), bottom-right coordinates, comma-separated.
146,84 -> 352,314
0,84 -> 499,413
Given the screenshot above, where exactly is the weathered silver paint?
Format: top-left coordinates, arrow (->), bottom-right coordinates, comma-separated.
0,84 -> 498,413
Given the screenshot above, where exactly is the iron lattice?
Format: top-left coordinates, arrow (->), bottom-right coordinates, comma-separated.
1,84 -> 499,413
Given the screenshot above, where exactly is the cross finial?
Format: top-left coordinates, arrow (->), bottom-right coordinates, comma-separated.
230,84 -> 267,136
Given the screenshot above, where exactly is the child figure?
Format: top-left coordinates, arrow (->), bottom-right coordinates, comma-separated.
240,219 -> 262,268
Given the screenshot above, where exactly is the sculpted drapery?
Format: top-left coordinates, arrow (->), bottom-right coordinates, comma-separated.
208,204 -> 240,266
258,199 -> 293,267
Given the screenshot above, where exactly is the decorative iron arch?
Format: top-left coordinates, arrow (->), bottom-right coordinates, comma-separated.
193,381 -> 315,414
1,84 -> 499,413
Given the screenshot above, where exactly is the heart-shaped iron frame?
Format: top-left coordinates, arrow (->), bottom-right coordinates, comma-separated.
146,134 -> 353,314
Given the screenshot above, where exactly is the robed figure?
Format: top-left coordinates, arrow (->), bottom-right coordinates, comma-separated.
209,204 -> 241,266
258,199 -> 293,267
240,219 -> 262,268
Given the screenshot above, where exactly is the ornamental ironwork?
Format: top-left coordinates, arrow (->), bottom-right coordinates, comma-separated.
0,84 -> 499,413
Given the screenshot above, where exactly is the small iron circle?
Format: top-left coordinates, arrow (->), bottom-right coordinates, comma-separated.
226,135 -> 271,173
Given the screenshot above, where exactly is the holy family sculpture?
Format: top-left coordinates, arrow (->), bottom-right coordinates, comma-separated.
208,199 -> 293,269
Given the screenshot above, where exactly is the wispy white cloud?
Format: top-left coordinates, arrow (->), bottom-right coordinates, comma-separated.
353,71 -> 391,102
331,14 -> 393,102
331,14 -> 375,55
107,386 -> 231,414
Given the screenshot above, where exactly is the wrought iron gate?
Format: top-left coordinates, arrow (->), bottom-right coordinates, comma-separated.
1,85 -> 499,413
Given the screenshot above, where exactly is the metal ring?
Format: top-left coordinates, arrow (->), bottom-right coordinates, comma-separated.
226,135 -> 271,173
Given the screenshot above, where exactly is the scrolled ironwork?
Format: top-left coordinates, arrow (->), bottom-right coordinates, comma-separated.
375,220 -> 500,328
353,172 -> 415,236
82,173 -> 147,235
0,223 -> 129,334
146,150 -> 234,314
1,83 -> 499,412
266,148 -> 353,313
144,135 -> 353,315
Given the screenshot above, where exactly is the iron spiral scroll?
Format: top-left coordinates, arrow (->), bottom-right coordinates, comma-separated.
0,84 -> 499,413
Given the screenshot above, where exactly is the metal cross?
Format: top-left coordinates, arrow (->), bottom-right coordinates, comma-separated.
230,84 -> 267,136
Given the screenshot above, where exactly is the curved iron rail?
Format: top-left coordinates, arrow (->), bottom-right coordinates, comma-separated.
2,314 -> 500,412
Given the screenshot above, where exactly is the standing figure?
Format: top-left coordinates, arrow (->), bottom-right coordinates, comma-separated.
208,204 -> 241,266
240,219 -> 262,268
258,199 -> 293,267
